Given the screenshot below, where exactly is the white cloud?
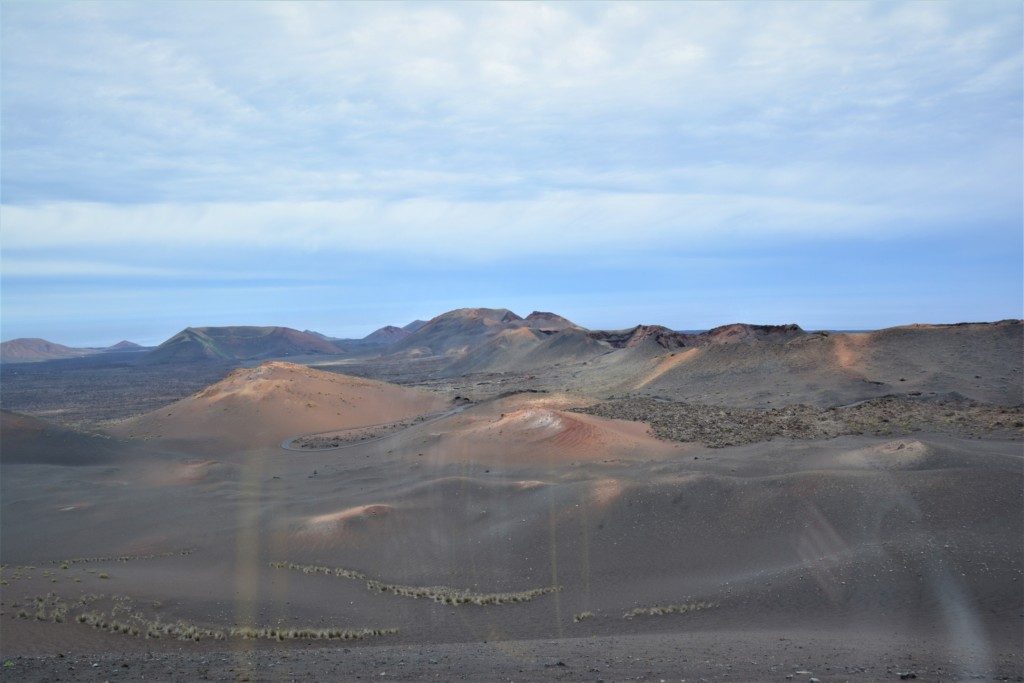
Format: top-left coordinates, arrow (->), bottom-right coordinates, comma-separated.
0,2 -> 1020,269
0,259 -> 190,278
3,2 -> 1018,179
0,190 -> 956,260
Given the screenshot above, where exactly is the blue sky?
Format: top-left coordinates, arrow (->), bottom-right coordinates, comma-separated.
2,1 -> 1021,346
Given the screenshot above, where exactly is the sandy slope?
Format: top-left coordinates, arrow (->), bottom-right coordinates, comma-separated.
0,411 -> 122,466
108,361 -> 450,450
402,393 -> 685,466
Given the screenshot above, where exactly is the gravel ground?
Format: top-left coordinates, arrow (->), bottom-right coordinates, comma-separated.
3,629 -> 1022,682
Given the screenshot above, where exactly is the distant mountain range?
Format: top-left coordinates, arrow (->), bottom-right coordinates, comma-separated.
5,309 -> 1021,400
0,338 -> 146,363
2,308 -> 588,364
131,309 -> 595,365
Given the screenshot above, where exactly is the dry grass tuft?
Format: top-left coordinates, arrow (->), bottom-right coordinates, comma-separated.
14,593 -> 71,623
269,561 -> 559,605
364,579 -> 558,605
268,561 -> 365,580
228,626 -> 398,641
11,591 -> 395,643
52,549 -> 193,567
623,601 -> 716,619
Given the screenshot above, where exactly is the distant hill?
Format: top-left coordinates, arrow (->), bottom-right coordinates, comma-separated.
390,308 -> 526,356
1,337 -> 152,364
572,319 -> 1024,408
313,323 -> 418,357
105,340 -> 145,351
362,325 -> 411,345
144,326 -> 343,363
284,322 -> 430,359
521,311 -> 582,331
703,323 -> 804,344
524,328 -> 609,365
445,326 -> 543,375
384,311 -> 1023,405
445,326 -> 612,376
385,307 -> 606,375
6,311 -> 1021,413
0,338 -> 101,363
0,309 -> 591,367
402,320 -> 428,333
589,324 -> 692,350
302,329 -> 338,342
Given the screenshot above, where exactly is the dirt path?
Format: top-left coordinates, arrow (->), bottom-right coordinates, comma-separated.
280,406 -> 467,452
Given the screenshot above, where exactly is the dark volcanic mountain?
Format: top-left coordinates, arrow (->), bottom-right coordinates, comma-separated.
362,325 -> 411,345
589,324 -> 693,350
106,340 -> 145,351
293,321 -> 429,358
574,319 -> 1024,408
521,311 -> 581,331
444,326 -> 544,375
402,319 -> 429,333
390,308 -> 526,355
388,307 -> 606,375
144,326 -> 343,363
302,329 -> 338,341
703,322 -> 805,344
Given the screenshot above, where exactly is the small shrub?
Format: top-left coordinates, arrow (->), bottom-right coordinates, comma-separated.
269,561 -> 558,606
623,601 -> 716,619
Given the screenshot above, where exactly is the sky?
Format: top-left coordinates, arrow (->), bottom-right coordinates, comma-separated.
1,1 -> 1021,346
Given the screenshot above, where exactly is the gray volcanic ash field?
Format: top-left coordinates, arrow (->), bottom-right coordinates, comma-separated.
1,310 -> 1021,681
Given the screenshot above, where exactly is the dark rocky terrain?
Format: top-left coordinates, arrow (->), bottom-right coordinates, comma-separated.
575,394 -> 1024,447
0,353 -> 233,427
